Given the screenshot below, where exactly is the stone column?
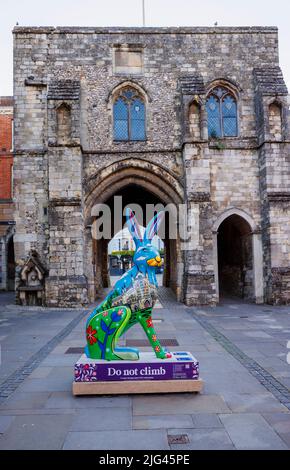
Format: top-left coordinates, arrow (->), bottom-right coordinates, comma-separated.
252,230 -> 264,304
182,144 -> 217,306
45,146 -> 88,307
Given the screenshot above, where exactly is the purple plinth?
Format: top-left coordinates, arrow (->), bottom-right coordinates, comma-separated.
74,351 -> 199,382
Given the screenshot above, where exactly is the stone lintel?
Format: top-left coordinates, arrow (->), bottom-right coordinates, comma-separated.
25,78 -> 47,87
49,198 -> 82,207
82,148 -> 181,155
14,149 -> 47,156
187,192 -> 211,203
267,192 -> 290,202
48,143 -> 81,148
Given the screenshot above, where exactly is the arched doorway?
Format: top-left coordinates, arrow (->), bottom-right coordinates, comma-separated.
217,215 -> 253,299
84,161 -> 184,303
213,209 -> 264,304
96,184 -> 172,287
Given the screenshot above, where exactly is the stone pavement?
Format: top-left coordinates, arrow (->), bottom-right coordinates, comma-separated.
191,300 -> 290,401
0,289 -> 289,450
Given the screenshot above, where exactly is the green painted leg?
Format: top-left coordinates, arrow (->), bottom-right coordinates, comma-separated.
139,314 -> 172,359
86,306 -> 139,361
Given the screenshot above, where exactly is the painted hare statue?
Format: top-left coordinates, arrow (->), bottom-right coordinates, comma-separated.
85,208 -> 172,361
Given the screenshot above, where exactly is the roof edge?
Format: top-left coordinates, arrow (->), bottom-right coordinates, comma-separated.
12,26 -> 279,35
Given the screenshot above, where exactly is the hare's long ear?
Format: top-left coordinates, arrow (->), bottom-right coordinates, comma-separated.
126,208 -> 143,248
144,211 -> 165,243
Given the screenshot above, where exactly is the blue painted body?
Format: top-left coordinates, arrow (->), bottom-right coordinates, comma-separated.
84,208 -> 171,361
86,209 -> 163,328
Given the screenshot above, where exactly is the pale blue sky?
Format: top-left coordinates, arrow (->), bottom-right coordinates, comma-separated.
1,0 -> 289,95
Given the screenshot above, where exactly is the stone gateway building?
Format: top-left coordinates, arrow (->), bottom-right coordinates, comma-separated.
13,26 -> 290,307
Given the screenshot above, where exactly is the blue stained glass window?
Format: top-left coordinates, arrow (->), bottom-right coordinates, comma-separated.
206,95 -> 222,138
114,98 -> 129,140
113,88 -> 146,141
130,99 -> 145,140
206,87 -> 238,138
222,95 -> 237,137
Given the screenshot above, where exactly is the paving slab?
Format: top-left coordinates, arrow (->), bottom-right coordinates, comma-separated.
0,391 -> 51,410
221,392 -> 288,413
0,415 -> 14,434
262,413 -> 290,447
191,413 -> 223,428
70,407 -> 132,431
219,413 -> 288,450
0,414 -> 73,450
17,377 -> 71,393
133,414 -> 194,430
63,430 -> 169,450
45,391 -> 132,409
29,367 -> 54,379
133,394 -> 231,416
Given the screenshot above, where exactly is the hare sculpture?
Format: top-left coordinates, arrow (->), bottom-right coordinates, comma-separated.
85,208 -> 172,361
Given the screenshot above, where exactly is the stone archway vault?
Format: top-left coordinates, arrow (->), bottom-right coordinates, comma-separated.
85,159 -> 184,219
83,159 -> 184,302
213,208 -> 263,304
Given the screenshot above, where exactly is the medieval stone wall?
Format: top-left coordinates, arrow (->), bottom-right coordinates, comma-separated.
13,26 -> 290,306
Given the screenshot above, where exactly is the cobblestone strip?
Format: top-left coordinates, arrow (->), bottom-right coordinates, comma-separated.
0,309 -> 88,404
158,287 -> 183,308
187,309 -> 290,411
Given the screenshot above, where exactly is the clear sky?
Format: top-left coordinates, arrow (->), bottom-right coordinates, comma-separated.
1,0 -> 289,95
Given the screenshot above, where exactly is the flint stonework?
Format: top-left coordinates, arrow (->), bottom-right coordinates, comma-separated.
13,26 -> 290,306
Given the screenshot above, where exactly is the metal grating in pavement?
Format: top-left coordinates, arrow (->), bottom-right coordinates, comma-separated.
168,434 -> 189,445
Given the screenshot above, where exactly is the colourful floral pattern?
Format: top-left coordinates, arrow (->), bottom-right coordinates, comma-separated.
86,325 -> 97,345
75,364 -> 98,382
146,317 -> 153,328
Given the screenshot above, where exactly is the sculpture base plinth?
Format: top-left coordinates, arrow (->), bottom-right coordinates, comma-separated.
73,351 -> 203,396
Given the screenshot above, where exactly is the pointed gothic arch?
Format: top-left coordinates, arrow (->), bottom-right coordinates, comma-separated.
213,208 -> 263,303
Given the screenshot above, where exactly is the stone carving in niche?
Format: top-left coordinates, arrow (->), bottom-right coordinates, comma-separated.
18,250 -> 46,306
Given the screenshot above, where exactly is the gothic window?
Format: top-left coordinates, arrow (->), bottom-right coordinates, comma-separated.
206,87 -> 238,138
113,87 -> 146,141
